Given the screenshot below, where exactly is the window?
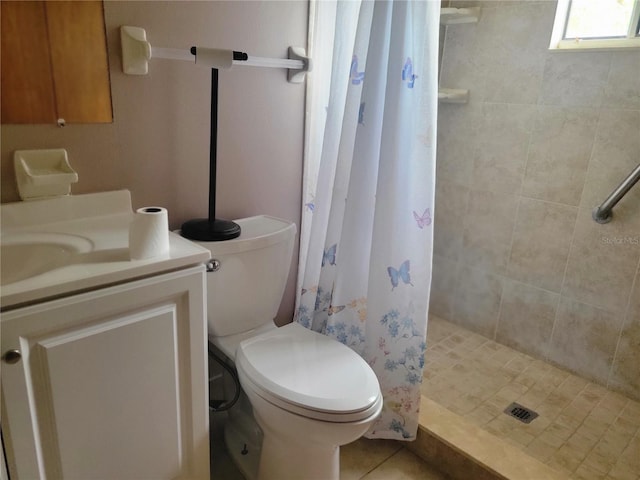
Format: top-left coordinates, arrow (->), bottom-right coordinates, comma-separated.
550,0 -> 640,51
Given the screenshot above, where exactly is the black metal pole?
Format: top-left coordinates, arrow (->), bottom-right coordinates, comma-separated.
209,67 -> 218,222
180,59 -> 241,242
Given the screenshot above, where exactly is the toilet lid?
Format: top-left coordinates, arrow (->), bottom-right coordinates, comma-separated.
236,323 -> 381,421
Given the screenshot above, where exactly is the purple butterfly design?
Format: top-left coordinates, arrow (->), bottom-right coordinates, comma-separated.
387,260 -> 413,290
322,244 -> 337,266
350,55 -> 365,85
402,57 -> 417,89
413,208 -> 432,229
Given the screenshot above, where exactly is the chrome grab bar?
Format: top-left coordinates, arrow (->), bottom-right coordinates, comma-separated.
592,163 -> 640,224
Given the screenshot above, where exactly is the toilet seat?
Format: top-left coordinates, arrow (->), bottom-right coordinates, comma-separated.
236,323 -> 382,423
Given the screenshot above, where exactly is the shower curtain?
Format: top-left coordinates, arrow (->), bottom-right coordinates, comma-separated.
295,0 -> 438,440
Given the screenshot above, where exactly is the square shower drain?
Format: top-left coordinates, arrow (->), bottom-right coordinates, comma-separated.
504,402 -> 539,424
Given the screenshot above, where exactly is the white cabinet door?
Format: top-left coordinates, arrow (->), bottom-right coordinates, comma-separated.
1,266 -> 209,480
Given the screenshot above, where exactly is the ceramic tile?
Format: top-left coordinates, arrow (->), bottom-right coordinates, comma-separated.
588,404 -> 620,425
340,438 -> 403,480
621,400 -> 640,427
545,422 -> 575,442
478,3 -> 553,104
574,463 -> 609,480
539,52 -> 612,107
461,189 -> 519,274
603,51 -> 640,109
435,103 -> 482,186
453,265 -> 503,337
548,297 -> 622,386
562,208 -> 640,314
429,255 -> 459,320
504,426 -> 536,447
581,448 -> 617,476
566,432 -> 599,456
606,461 -> 639,480
471,103 -> 536,194
600,390 -> 631,412
433,181 -> 468,261
444,1 -> 553,104
527,437 -> 559,463
548,443 -> 584,473
609,417 -> 639,439
619,435 -> 640,469
626,267 -> 640,321
439,21 -> 485,106
609,265 -> 640,400
359,448 -> 449,480
580,109 -> 640,217
599,431 -> 636,460
507,198 -> 578,292
580,416 -> 611,439
496,278 -> 559,360
558,375 -> 590,397
522,106 -> 599,206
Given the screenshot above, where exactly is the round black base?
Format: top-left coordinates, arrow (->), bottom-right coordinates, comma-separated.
180,218 -> 241,241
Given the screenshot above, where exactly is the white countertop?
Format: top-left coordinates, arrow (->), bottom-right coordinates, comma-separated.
1,190 -> 210,310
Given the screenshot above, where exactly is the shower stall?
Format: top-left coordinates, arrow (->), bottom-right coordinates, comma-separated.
421,2 -> 640,479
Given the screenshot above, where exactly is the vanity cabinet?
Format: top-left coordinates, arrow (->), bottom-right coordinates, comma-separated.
0,0 -> 112,124
1,266 -> 210,480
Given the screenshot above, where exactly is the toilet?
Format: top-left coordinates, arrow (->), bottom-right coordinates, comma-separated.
190,215 -> 382,480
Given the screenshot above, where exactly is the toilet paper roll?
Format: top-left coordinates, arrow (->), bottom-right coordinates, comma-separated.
129,207 -> 170,260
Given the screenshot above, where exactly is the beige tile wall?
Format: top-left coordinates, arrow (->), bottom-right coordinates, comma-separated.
432,0 -> 640,400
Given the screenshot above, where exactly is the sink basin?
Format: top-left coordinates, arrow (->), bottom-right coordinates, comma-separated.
0,190 -> 210,310
1,233 -> 93,286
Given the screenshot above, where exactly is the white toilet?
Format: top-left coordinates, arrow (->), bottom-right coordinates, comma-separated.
192,215 -> 382,480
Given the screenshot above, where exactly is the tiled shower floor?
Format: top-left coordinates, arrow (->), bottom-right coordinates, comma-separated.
422,316 -> 640,480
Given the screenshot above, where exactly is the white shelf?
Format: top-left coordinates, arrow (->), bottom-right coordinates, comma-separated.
438,6 -> 478,103
438,88 -> 469,104
440,7 -> 480,25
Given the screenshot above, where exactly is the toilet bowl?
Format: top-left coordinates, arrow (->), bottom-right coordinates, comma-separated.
188,215 -> 382,480
237,322 -> 382,480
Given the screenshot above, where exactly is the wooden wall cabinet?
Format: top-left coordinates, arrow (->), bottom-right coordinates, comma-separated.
1,1 -> 113,124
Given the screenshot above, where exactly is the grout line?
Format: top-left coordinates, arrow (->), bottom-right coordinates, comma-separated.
574,106 -> 602,212
545,290 -> 563,365
607,254 -> 640,391
356,442 -> 404,480
517,193 -> 581,210
494,193 -> 523,341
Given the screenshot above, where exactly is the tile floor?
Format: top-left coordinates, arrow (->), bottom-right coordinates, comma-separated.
422,315 -> 640,480
340,438 -> 449,480
210,415 -> 449,480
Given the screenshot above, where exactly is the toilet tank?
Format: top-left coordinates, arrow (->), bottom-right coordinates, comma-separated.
194,216 -> 296,337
